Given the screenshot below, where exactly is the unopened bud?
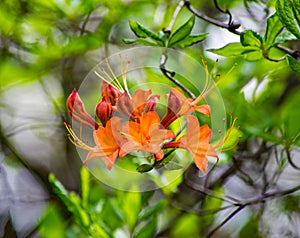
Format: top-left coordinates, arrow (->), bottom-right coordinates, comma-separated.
96,97 -> 113,126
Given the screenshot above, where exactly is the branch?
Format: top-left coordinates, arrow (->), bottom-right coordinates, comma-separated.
163,0 -> 185,34
184,0 -> 241,34
160,50 -> 196,99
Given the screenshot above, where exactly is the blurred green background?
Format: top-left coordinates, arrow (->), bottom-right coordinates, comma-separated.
1,0 -> 300,237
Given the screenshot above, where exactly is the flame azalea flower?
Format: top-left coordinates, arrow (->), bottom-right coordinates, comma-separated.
65,117 -> 124,170
67,89 -> 99,129
163,115 -> 217,173
161,87 -> 210,128
116,89 -> 159,121
120,111 -> 175,160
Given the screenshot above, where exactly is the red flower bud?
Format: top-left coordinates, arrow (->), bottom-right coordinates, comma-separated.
66,89 -> 99,129
95,97 -> 113,126
100,81 -> 121,106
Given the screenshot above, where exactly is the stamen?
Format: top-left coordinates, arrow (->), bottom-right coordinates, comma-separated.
210,59 -> 219,79
120,54 -> 130,93
64,122 -> 93,151
94,71 -> 121,92
105,58 -> 124,92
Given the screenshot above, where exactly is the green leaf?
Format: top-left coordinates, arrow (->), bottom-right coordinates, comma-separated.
129,20 -> 164,45
171,33 -> 208,48
122,38 -> 158,46
293,0 -> 300,22
119,190 -> 142,231
272,30 -> 297,46
168,15 -> 195,47
239,216 -> 262,238
287,55 -> 300,73
138,200 -> 167,221
80,167 -> 90,209
276,0 -> 300,39
264,13 -> 283,48
101,199 -> 125,231
136,163 -> 153,172
132,218 -> 158,238
39,205 -> 65,238
243,50 -> 263,61
208,42 -> 258,57
240,30 -> 262,47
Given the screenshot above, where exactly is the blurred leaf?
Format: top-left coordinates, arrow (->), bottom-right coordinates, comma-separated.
240,30 -> 262,47
101,199 -> 125,231
129,20 -> 164,46
171,214 -> 201,238
287,55 -> 300,73
39,205 -> 65,238
221,127 -> 242,151
208,43 -> 258,57
80,167 -> 90,210
123,38 -> 158,46
136,163 -> 153,173
132,218 -> 158,238
243,50 -> 263,61
239,216 -> 262,238
264,13 -> 283,48
168,15 -> 195,47
172,33 -> 208,48
276,0 -> 300,39
293,0 -> 300,22
138,200 -> 167,222
119,190 -> 142,231
281,89 -> 300,145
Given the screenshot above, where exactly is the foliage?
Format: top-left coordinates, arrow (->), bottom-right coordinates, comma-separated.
0,0 -> 300,238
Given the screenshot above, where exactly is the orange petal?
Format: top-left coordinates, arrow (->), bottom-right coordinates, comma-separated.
194,104 -> 210,117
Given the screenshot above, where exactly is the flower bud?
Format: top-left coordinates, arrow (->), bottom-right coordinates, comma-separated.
95,97 -> 113,126
67,89 -> 99,129
100,81 -> 121,106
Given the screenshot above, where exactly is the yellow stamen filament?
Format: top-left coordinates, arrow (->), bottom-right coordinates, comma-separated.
64,122 -> 93,151
105,58 -> 124,92
214,113 -> 240,152
94,71 -> 121,92
120,54 -> 130,93
193,59 -> 237,105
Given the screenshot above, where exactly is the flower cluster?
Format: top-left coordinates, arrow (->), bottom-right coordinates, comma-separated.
65,56 -> 237,173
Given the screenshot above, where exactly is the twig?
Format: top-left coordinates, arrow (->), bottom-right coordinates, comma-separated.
163,0 -> 185,34
285,147 -> 300,170
160,50 -> 196,99
80,11 -> 92,36
213,0 -> 233,25
184,0 -> 241,34
207,205 -> 245,237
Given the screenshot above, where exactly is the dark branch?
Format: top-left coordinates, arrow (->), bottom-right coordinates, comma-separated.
160,50 -> 196,99
184,0 -> 241,34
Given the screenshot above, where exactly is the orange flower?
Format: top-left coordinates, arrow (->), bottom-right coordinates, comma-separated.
161,87 -> 210,128
65,117 -> 124,170
163,115 -> 217,173
116,89 -> 159,121
120,111 -> 175,160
